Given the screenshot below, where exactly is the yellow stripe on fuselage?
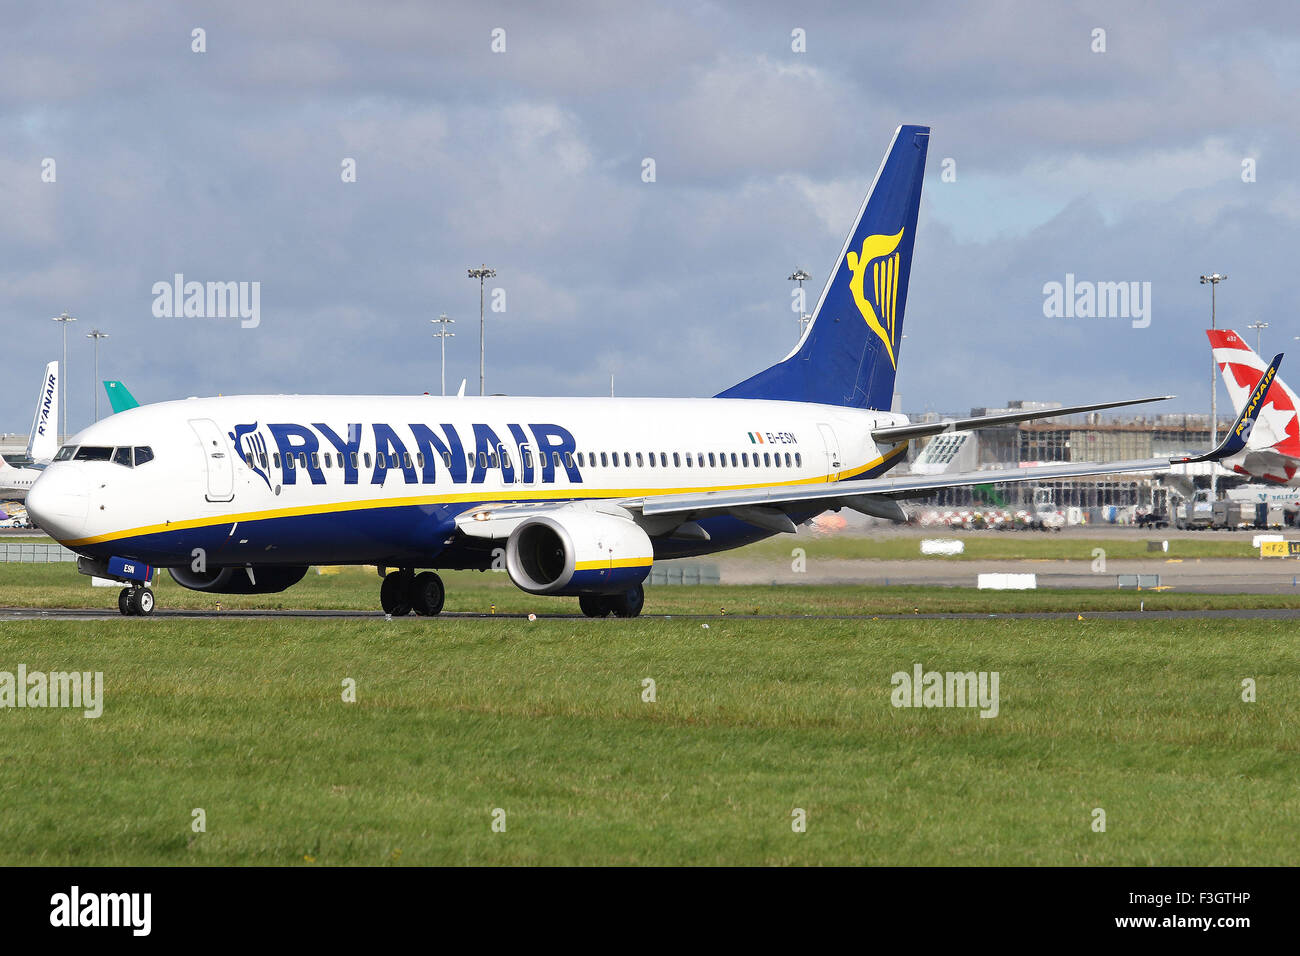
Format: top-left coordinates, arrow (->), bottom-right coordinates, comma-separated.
63,443 -> 908,548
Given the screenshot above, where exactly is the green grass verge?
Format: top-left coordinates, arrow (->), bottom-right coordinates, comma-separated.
0,616 -> 1291,865
736,533 -> 1261,562
5,561 -> 1300,614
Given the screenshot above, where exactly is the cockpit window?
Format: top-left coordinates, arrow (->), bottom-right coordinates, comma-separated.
54,445 -> 77,461
133,446 -> 154,466
112,447 -> 133,468
73,446 -> 113,462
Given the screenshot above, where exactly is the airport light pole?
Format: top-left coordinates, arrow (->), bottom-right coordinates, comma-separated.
86,329 -> 109,421
431,314 -> 455,397
50,311 -> 77,441
1200,273 -> 1227,497
1247,321 -> 1268,354
467,265 -> 496,396
788,269 -> 811,337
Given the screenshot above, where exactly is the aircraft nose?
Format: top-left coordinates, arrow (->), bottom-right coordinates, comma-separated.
26,466 -> 90,541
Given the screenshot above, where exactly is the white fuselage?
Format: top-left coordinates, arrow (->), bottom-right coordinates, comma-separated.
28,394 -> 908,568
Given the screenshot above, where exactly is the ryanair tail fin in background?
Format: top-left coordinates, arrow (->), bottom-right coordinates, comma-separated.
26,361 -> 58,463
717,124 -> 929,410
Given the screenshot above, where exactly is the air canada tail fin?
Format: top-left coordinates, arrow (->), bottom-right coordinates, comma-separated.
104,380 -> 140,413
26,361 -> 58,463
717,124 -> 929,409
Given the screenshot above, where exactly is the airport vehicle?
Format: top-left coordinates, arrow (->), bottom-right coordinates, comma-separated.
25,125 -> 1258,615
1176,489 -> 1216,529
1209,329 -> 1300,485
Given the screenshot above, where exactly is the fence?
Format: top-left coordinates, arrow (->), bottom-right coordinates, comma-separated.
0,542 -> 78,563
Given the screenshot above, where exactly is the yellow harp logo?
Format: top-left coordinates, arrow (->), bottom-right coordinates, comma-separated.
846,228 -> 905,368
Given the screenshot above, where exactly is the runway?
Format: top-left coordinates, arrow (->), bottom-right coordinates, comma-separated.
5,606 -> 1300,622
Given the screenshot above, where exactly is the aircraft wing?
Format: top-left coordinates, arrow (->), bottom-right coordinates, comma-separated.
627,457 -> 1173,528
871,395 -> 1173,443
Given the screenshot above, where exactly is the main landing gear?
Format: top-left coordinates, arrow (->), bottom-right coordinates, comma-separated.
579,583 -> 645,619
117,586 -> 155,616
380,568 -> 445,616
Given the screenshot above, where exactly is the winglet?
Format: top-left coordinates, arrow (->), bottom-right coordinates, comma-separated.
1174,352 -> 1282,464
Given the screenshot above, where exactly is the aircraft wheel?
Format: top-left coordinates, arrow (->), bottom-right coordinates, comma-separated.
606,584 -> 645,619
411,571 -> 445,616
118,587 -> 133,616
130,587 -> 155,616
380,571 -> 412,616
579,594 -> 609,618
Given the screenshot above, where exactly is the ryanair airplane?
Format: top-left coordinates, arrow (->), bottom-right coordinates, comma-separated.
25,125 -> 1252,616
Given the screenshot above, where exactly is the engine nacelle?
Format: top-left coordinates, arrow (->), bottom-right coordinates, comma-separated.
168,565 -> 309,594
505,512 -> 653,595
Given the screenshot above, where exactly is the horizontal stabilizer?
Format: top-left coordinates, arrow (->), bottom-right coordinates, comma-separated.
872,395 -> 1174,443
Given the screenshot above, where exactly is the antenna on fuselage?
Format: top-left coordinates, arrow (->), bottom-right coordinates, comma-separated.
456,379 -> 467,398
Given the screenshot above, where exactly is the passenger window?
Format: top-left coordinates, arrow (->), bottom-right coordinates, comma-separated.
795,452 -> 802,467
273,453 -> 282,468
742,453 -> 749,466
764,453 -> 771,467
636,452 -> 643,467
708,453 -> 716,467
600,452 -> 608,467
286,454 -> 296,470
611,452 -> 619,468
113,447 -> 133,468
442,452 -> 452,467
55,445 -> 77,461
323,452 -> 331,468
404,452 -> 413,468
564,452 -> 574,468
673,453 -> 680,467
479,452 -> 488,468
577,452 -> 584,467
730,453 -> 738,467
417,453 -> 425,468
243,453 -> 254,468
364,452 -> 372,468
311,453 -> 319,469
686,454 -> 693,468
661,453 -> 668,467
784,453 -> 792,467
524,449 -> 534,469
350,452 -> 358,468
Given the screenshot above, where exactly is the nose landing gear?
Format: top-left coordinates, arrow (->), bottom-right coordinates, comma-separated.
380,569 -> 445,616
117,586 -> 155,616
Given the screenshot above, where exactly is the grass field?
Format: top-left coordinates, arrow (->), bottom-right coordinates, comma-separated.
6,561 -> 1300,615
0,614 -> 1293,865
738,533 -> 1261,562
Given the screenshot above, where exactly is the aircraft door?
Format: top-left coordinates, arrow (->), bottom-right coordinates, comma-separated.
190,418 -> 235,502
817,423 -> 842,480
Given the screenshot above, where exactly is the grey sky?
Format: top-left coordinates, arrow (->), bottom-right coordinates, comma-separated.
3,0 -> 1299,434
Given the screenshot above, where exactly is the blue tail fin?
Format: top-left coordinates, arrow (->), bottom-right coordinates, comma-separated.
717,124 -> 929,409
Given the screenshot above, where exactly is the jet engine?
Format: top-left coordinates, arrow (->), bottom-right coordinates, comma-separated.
168,565 -> 309,594
505,511 -> 652,595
